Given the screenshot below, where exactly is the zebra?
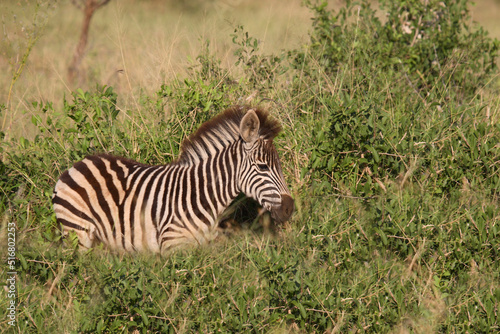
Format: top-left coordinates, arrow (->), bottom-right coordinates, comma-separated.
52,105 -> 295,254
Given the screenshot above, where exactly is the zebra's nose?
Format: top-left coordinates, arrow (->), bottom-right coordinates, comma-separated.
272,194 -> 294,223
281,194 -> 295,220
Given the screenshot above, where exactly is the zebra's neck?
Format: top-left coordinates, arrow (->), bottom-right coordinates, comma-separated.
169,139 -> 243,227
176,116 -> 240,166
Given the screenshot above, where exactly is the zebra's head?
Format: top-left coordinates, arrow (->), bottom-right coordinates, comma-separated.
238,109 -> 295,223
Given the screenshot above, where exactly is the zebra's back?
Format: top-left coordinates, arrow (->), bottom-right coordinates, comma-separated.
53,154 -> 167,253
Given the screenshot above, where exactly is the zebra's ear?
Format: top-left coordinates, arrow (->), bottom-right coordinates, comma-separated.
240,109 -> 260,143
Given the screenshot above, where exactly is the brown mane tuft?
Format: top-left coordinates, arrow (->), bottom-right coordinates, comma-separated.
176,105 -> 282,165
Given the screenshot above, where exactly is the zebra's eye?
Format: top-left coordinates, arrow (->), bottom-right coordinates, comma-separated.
257,163 -> 269,171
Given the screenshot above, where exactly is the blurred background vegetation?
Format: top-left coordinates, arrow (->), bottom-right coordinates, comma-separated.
1,0 -> 500,332
1,0 -> 499,138
1,0 -> 313,137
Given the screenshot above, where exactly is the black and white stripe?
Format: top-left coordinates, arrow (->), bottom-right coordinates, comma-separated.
52,106 -> 294,254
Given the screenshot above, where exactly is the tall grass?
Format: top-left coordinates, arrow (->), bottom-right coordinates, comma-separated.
1,0 -> 500,332
0,0 -> 311,139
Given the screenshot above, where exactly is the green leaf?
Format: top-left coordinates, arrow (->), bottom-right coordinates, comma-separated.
327,155 -> 335,170
137,308 -> 149,326
293,301 -> 307,319
377,228 -> 388,246
18,253 -> 28,270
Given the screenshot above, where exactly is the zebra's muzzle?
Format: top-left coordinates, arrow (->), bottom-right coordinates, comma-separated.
270,194 -> 295,223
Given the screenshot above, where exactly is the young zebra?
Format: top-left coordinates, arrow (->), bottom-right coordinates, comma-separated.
52,105 -> 294,254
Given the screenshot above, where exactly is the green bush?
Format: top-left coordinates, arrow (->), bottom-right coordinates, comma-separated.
1,0 -> 500,333
302,0 -> 498,99
304,0 -> 500,199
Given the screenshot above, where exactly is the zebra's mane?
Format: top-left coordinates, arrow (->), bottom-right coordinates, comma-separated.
176,105 -> 282,165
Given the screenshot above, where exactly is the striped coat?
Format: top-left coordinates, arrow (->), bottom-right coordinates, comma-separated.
52,106 -> 294,254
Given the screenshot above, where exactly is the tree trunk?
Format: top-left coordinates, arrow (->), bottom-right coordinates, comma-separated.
67,0 -> 110,85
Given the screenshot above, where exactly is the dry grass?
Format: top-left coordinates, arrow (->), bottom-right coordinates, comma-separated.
1,0 -> 499,139
0,0 -> 312,138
